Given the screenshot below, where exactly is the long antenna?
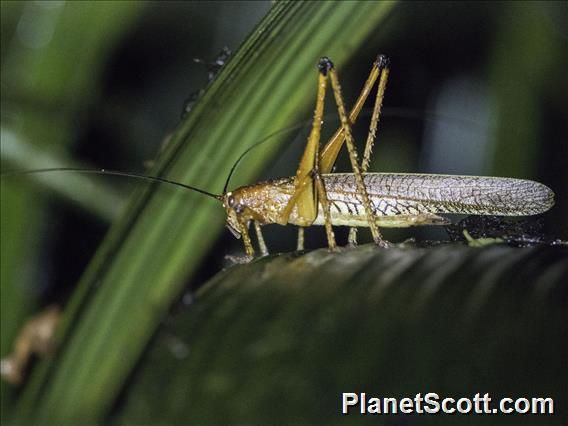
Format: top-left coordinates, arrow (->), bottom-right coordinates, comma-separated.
222,119 -> 314,194
2,109 -> 476,201
1,167 -> 222,200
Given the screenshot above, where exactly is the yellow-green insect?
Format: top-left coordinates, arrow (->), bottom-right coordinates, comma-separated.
5,55 -> 555,259
219,55 -> 554,257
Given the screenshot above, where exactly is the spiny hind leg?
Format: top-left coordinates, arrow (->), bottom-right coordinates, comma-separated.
281,58 -> 337,252
349,55 -> 390,246
320,54 -> 389,174
327,59 -> 388,248
360,55 -> 390,174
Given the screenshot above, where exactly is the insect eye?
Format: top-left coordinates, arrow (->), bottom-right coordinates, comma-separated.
227,195 -> 235,208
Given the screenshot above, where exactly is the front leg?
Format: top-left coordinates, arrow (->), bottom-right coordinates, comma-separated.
238,215 -> 255,258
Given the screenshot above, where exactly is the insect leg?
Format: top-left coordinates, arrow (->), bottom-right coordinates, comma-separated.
327,60 -> 388,248
311,60 -> 337,251
320,54 -> 386,174
361,55 -> 390,172
297,227 -> 305,251
254,221 -> 269,256
314,169 -> 337,251
281,58 -> 337,251
237,216 -> 255,257
347,228 -> 358,247
348,55 -> 390,245
282,55 -> 384,222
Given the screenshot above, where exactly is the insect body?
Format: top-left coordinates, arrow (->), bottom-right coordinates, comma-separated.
227,173 -> 554,228
221,55 -> 555,257
224,173 -> 554,253
3,55 -> 556,259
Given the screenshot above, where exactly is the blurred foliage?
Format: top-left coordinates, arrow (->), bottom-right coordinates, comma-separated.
0,1 -> 566,424
1,0 -> 146,416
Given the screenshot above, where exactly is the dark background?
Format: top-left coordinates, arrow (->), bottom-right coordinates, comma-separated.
1,0 -> 567,409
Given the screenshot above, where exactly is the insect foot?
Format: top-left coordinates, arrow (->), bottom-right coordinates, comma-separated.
375,53 -> 390,69
329,244 -> 342,253
318,57 -> 334,75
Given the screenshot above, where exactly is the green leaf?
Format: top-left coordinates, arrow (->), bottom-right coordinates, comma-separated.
15,2 -> 398,423
117,244 -> 567,424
